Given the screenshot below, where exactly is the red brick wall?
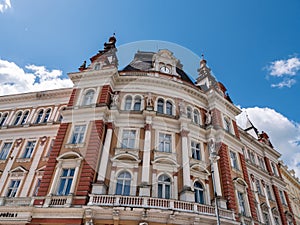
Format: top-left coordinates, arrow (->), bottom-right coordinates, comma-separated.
211,108 -> 222,128
284,191 -> 297,225
218,143 -> 237,213
34,123 -> 69,205
239,153 -> 258,221
67,88 -> 77,107
232,120 -> 240,139
272,185 -> 288,225
75,120 -> 104,200
98,85 -> 112,105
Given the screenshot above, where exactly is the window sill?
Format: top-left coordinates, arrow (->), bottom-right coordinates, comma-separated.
16,158 -> 31,163
65,143 -> 85,149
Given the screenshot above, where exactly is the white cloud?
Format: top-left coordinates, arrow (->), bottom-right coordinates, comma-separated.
0,0 -> 11,13
268,57 -> 300,77
266,56 -> 300,88
237,107 -> 300,178
271,78 -> 296,88
0,58 -> 73,96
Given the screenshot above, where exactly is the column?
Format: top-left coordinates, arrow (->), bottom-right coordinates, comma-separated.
139,123 -> 152,196
212,161 -> 222,196
179,129 -> 194,202
92,122 -> 113,194
262,180 -> 276,225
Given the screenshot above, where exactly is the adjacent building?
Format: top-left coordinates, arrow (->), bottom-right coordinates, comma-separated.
0,35 -> 298,225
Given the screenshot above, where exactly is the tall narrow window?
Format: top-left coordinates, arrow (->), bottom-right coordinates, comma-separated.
193,109 -> 200,124
21,111 -> 29,125
13,111 -> 22,125
159,133 -> 172,153
6,180 -> 21,197
124,96 -> 132,110
279,190 -> 286,205
255,179 -> 262,195
23,141 -> 36,158
271,162 -> 278,176
191,141 -> 201,160
166,101 -> 173,115
224,118 -> 231,132
0,113 -> 8,126
263,212 -> 270,225
121,130 -> 136,149
82,90 -> 95,106
35,110 -> 44,124
71,125 -> 86,144
116,171 -> 131,196
157,99 -> 164,114
187,107 -> 192,119
158,174 -> 171,199
57,168 -> 75,195
237,192 -> 246,216
266,185 -> 273,200
194,182 -> 204,204
230,151 -> 239,169
133,96 -> 141,111
0,142 -> 12,160
43,109 -> 51,123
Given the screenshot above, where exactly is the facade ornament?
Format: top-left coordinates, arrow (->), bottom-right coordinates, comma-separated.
16,138 -> 23,147
110,91 -> 119,108
145,92 -> 154,110
208,138 -> 215,153
178,100 -> 186,116
205,110 -> 212,125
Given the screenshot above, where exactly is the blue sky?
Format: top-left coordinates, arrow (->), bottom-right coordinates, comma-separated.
1,0 -> 300,176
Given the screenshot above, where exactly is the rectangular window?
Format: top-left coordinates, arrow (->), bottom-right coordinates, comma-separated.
255,179 -> 262,195
266,185 -> 273,200
121,130 -> 136,149
230,151 -> 239,169
159,133 -> 172,153
191,141 -> 201,160
0,142 -> 12,160
23,141 -> 36,158
258,156 -> 265,170
279,190 -> 286,205
57,168 -> 75,196
71,125 -> 86,144
271,162 -> 278,176
237,192 -> 246,216
6,180 -> 20,197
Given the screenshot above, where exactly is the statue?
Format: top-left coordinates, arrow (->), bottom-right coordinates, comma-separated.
79,60 -> 86,71
205,110 -> 212,125
145,92 -> 153,110
110,92 -> 119,107
208,138 -> 215,153
178,100 -> 186,116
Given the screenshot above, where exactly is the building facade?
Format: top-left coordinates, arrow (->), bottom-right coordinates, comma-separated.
0,36 -> 298,225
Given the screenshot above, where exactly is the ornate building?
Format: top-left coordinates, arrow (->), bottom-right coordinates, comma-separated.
0,35 -> 298,225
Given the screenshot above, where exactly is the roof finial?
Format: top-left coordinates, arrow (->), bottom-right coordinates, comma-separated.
200,53 -> 207,68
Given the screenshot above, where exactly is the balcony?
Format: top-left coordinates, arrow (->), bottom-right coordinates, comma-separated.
88,195 -> 235,220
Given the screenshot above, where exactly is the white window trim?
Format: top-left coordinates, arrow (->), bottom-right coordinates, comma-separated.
0,142 -> 12,161
192,179 -> 208,204
155,97 -> 175,116
153,172 -> 175,199
155,130 -> 175,153
234,178 -> 250,217
111,169 -> 136,196
121,94 -> 144,111
33,107 -> 52,124
190,139 -> 204,161
118,128 -> 140,149
18,140 -> 37,160
230,150 -> 239,170
4,168 -> 27,198
48,152 -> 83,196
80,88 -> 97,106
67,123 -> 88,146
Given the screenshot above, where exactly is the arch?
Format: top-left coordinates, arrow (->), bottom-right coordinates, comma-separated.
233,177 -> 248,188
194,181 -> 205,204
57,151 -> 82,160
21,110 -> 29,125
190,163 -> 210,175
115,170 -> 132,196
112,153 -> 140,162
153,157 -> 179,167
157,174 -> 171,199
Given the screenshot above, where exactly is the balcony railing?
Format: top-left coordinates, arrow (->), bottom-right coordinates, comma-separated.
88,195 -> 235,220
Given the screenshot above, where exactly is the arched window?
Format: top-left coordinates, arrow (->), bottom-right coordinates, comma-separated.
194,182 -> 204,204
35,110 -> 44,124
124,96 -> 132,110
157,99 -> 164,114
13,112 -> 22,125
58,107 -> 66,122
193,109 -> 200,124
21,111 -> 29,125
0,113 -> 8,126
133,96 -> 141,111
116,171 -> 131,196
43,109 -> 51,123
187,107 -> 192,119
166,101 -> 173,115
82,90 -> 95,106
158,174 -> 171,199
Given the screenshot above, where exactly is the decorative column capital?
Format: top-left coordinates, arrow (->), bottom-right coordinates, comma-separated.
181,129 -> 189,137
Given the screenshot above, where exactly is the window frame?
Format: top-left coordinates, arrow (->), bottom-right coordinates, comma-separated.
0,142 -> 12,160
22,141 -> 36,159
158,132 -> 172,153
230,150 -> 239,170
56,168 -> 75,196
194,181 -> 205,204
121,129 -> 137,149
70,124 -> 87,145
191,141 -> 201,160
157,174 -> 171,199
0,112 -> 8,126
82,89 -> 95,106
6,179 -> 21,198
115,171 -> 131,196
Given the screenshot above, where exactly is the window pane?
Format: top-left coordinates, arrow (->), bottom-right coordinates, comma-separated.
133,97 -> 141,111
125,96 -> 132,110
166,101 -> 172,115
0,143 -> 12,160
35,110 -> 44,124
71,125 -> 86,144
157,99 -> 164,114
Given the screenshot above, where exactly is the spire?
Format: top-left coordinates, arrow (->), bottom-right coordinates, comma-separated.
196,54 -> 217,90
104,33 -> 117,52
